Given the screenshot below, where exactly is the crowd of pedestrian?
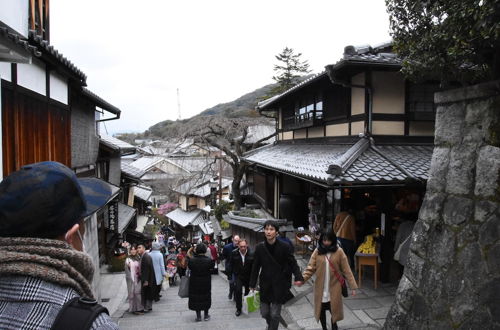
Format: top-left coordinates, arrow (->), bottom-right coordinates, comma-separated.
120,219 -> 357,330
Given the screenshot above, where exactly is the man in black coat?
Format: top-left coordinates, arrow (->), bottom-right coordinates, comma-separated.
137,243 -> 156,312
227,239 -> 254,316
222,235 -> 240,299
250,220 -> 304,330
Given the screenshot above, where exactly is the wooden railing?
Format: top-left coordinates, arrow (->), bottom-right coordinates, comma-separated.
283,111 -> 323,130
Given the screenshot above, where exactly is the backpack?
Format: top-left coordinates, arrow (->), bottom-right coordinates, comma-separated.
51,297 -> 109,330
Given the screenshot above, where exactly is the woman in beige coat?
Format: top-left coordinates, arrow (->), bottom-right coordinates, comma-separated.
299,229 -> 357,330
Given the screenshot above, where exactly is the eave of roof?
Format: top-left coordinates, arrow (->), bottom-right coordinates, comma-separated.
0,24 -> 40,63
243,138 -> 433,187
28,30 -> 86,85
256,72 -> 328,111
82,88 -> 121,116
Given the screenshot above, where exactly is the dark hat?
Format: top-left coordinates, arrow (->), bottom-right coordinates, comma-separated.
0,161 -> 114,238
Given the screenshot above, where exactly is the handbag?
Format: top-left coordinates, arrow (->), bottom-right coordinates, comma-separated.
178,269 -> 190,298
325,254 -> 348,298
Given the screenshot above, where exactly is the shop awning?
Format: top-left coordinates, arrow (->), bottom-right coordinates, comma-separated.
198,222 -> 214,235
166,208 -> 204,227
134,185 -> 153,202
243,137 -> 433,187
117,203 -> 137,233
223,215 -> 264,232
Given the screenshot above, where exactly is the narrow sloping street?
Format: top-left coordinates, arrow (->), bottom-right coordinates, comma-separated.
115,273 -> 284,330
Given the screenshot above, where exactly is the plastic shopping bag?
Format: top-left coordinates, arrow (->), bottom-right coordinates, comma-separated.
178,274 -> 189,298
242,291 -> 260,313
162,277 -> 169,291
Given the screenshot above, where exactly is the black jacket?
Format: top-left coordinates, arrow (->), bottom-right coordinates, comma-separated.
249,239 -> 303,304
140,252 -> 156,300
188,254 -> 215,311
227,248 -> 254,283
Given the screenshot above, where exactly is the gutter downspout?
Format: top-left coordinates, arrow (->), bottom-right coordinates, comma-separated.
325,65 -> 373,135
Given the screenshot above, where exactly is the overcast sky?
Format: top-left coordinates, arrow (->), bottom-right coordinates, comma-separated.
51,0 -> 391,135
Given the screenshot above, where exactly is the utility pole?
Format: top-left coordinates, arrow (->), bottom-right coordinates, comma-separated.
177,88 -> 181,120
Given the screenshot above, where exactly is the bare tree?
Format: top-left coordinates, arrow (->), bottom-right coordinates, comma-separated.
184,116 -> 277,210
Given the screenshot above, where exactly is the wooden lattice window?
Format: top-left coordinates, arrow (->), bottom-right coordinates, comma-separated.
29,0 -> 50,41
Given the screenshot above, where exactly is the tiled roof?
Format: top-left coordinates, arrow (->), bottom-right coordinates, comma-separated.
257,72 -> 328,110
82,88 -> 121,115
0,26 -> 40,61
117,202 -> 136,233
174,176 -> 232,198
374,145 -> 433,181
100,134 -> 135,154
166,208 -> 204,227
129,156 -> 165,172
243,139 -> 433,186
134,185 -> 153,202
244,143 -> 352,183
121,163 -> 146,179
28,31 -> 86,84
166,157 -> 217,174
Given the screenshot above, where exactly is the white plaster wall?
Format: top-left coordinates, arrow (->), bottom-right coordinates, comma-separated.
0,63 -> 12,82
325,123 -> 349,137
372,121 -> 405,135
307,126 -> 324,138
17,60 -> 46,96
372,72 -> 405,114
282,131 -> 293,140
294,129 -> 307,139
0,2 -> 29,37
351,121 -> 365,135
351,73 -> 365,115
49,72 -> 68,105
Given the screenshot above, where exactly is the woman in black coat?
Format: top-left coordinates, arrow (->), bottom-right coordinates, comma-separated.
188,243 -> 215,321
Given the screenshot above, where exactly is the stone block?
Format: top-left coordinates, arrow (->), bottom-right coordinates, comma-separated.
426,147 -> 450,193
479,213 -> 500,247
445,145 -> 477,195
418,192 -> 445,223
429,226 -> 456,271
434,103 -> 466,146
442,195 -> 474,227
486,243 -> 500,275
478,279 -> 500,324
409,220 -> 430,258
464,100 -> 493,145
404,252 -> 424,287
475,200 -> 499,224
474,145 -> 500,198
393,275 -> 415,311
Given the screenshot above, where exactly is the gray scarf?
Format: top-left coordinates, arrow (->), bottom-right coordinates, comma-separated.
0,237 -> 95,298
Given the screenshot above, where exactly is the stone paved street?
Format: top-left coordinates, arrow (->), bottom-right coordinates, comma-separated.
111,257 -> 397,330
114,273 -> 285,330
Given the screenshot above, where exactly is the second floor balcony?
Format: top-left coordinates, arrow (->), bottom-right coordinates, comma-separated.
283,110 -> 323,130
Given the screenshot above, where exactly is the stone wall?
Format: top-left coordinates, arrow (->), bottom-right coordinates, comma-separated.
385,81 -> 500,329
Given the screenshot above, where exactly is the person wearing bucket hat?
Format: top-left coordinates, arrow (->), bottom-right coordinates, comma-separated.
0,161 -> 118,329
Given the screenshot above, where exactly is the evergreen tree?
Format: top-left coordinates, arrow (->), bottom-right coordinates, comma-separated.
272,47 -> 311,94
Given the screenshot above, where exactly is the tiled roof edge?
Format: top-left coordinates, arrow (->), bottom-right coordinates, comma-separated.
0,26 -> 41,58
326,137 -> 369,175
28,30 -> 87,84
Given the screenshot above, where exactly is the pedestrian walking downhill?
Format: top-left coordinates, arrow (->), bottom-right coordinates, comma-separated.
222,235 -> 240,300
